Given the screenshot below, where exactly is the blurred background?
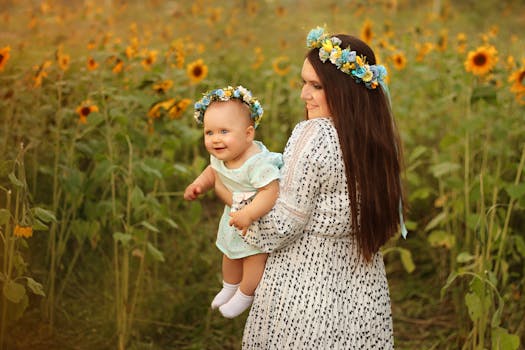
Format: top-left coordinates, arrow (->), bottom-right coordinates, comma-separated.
0,0 -> 524,349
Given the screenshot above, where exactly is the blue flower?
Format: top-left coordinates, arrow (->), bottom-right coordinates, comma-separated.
352,66 -> 367,79
306,27 -> 325,48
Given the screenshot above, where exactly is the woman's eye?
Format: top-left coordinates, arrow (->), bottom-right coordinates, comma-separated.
313,84 -> 322,90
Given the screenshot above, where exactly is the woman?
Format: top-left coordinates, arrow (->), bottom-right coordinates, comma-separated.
231,27 -> 406,349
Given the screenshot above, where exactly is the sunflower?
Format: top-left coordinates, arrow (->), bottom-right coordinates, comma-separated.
87,56 -> 98,71
391,52 -> 407,70
87,39 -> 96,50
246,1 -> 259,16
76,100 -> 99,124
437,30 -> 448,52
0,46 -> 10,71
152,79 -> 174,93
33,60 -> 52,88
509,62 -> 525,104
252,47 -> 264,70
141,50 -> 158,71
57,52 -> 70,71
168,98 -> 191,119
415,42 -> 433,62
464,45 -> 498,76
167,39 -> 185,69
14,225 -> 33,238
275,5 -> 286,17
112,58 -> 124,74
148,98 -> 175,119
456,33 -> 467,54
272,56 -> 291,76
207,7 -> 222,26
186,59 -> 208,84
360,19 -> 374,44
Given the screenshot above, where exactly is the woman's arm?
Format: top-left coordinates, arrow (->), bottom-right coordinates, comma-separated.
229,180 -> 279,235
241,120 -> 329,252
183,165 -> 215,200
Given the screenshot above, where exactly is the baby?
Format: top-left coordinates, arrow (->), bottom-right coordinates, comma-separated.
184,86 -> 282,318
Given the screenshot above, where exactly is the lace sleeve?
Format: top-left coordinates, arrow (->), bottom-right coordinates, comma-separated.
242,120 -> 330,252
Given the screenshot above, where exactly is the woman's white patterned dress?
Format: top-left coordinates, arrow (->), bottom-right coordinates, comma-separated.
241,118 -> 394,349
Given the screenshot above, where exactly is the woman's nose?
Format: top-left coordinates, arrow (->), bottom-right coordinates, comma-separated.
300,85 -> 310,101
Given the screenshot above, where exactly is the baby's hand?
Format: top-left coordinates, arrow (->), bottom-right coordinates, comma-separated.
229,209 -> 254,236
183,182 -> 202,200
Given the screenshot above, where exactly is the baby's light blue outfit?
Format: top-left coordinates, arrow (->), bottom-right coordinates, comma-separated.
211,141 -> 283,259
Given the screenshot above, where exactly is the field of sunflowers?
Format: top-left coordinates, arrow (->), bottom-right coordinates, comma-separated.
0,0 -> 524,349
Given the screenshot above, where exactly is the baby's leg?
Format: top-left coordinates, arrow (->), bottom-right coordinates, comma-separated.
240,253 -> 268,295
211,255 -> 242,309
219,253 -> 268,318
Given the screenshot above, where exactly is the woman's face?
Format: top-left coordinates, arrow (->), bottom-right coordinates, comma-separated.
300,58 -> 331,119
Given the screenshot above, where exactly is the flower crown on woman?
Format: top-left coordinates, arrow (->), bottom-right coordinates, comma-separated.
306,26 -> 387,90
194,85 -> 264,128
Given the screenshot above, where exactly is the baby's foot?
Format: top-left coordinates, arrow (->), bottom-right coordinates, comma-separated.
219,289 -> 254,318
211,281 -> 239,309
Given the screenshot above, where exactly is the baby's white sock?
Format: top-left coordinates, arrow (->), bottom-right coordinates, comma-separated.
219,289 -> 254,318
211,281 -> 239,309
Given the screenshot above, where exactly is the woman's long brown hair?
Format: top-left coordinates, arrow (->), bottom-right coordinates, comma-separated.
306,34 -> 405,262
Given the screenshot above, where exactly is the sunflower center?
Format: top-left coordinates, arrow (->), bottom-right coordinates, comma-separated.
81,106 -> 91,116
192,66 -> 202,77
0,54 -> 4,63
473,53 -> 487,66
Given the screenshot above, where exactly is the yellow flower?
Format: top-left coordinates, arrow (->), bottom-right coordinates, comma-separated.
437,30 -> 448,52
246,1 -> 259,16
148,98 -> 175,119
275,5 -> 287,17
14,225 -> 33,238
391,52 -> 407,70
360,19 -> 374,44
55,45 -> 70,71
415,42 -> 433,62
87,39 -> 96,50
356,55 -> 366,67
186,59 -> 208,84
252,47 -> 264,70
152,80 -> 174,93
111,58 -> 124,74
456,33 -> 467,53
166,39 -> 185,69
0,46 -> 11,71
272,56 -> 291,76
141,50 -> 158,71
33,60 -> 52,88
207,7 -> 222,26
76,100 -> 99,124
87,57 -> 98,71
464,45 -> 498,76
322,39 -> 334,53
508,62 -> 525,104
168,98 -> 191,119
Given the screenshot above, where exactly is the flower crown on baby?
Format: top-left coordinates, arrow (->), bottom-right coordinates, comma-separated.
194,85 -> 264,128
306,27 -> 387,90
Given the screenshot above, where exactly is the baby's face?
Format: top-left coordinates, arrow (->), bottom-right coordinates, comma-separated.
203,101 -> 254,167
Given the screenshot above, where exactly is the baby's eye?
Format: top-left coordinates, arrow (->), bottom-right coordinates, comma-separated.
205,130 -> 213,136
220,129 -> 229,134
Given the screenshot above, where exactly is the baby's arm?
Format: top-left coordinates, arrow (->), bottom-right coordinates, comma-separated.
229,180 -> 279,235
183,165 -> 215,200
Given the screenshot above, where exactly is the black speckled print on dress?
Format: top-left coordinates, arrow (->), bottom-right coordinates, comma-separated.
240,118 -> 394,349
